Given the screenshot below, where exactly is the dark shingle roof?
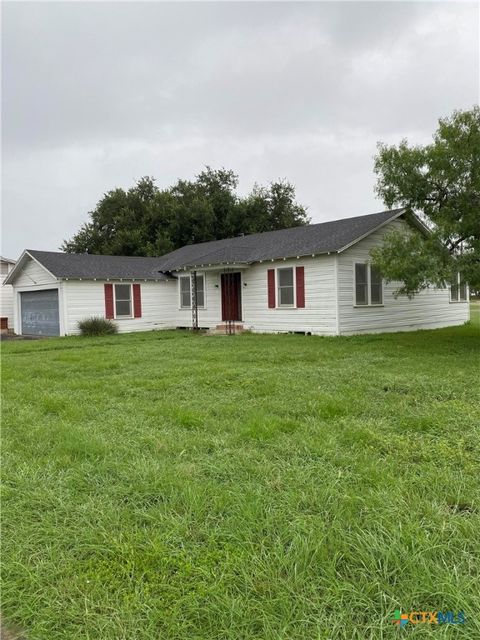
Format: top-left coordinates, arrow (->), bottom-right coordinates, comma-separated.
25,251 -> 172,280
156,208 -> 405,270
13,209 -> 405,281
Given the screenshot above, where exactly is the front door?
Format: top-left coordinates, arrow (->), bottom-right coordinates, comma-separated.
221,272 -> 242,321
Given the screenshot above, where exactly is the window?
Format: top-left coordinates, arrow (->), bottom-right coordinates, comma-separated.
114,284 -> 132,317
451,273 -> 468,302
179,274 -> 205,308
277,267 -> 294,306
354,263 -> 383,306
194,274 -> 205,307
355,264 -> 368,306
180,276 -> 191,308
370,266 -> 383,305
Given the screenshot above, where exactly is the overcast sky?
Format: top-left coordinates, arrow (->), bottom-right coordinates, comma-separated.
2,1 -> 478,258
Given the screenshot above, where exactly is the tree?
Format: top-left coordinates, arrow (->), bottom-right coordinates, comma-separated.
62,168 -> 309,255
371,106 -> 480,296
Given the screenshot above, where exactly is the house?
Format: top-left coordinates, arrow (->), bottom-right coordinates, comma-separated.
1,256 -> 16,333
4,209 -> 469,337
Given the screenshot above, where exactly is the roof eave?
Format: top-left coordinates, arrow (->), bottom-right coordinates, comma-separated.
4,250 -> 58,285
336,209 -> 407,254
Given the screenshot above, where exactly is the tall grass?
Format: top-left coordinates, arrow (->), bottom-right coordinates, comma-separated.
2,314 -> 479,639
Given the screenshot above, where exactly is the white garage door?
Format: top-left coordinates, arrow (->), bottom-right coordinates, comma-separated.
20,289 -> 60,336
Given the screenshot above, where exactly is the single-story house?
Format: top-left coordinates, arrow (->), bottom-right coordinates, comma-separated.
1,256 -> 16,332
4,209 -> 469,337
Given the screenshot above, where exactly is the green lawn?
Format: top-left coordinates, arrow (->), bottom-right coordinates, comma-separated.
2,308 -> 479,639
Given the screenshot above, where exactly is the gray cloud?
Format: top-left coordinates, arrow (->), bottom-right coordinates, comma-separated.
2,1 -> 478,258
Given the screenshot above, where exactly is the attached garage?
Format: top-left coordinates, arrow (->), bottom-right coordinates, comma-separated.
20,289 -> 60,336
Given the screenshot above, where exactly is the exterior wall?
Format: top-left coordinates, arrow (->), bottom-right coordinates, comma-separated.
9,257 -> 64,335
242,256 -> 337,335
1,261 -> 15,329
173,271 -> 223,329
175,256 -> 338,335
63,279 -> 177,335
337,220 -> 470,335
13,257 -> 57,287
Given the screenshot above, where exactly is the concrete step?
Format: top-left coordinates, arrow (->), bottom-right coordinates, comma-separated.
206,324 -> 246,335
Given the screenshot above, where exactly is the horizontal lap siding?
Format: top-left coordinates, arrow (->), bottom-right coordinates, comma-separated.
338,220 -> 470,335
0,284 -> 14,327
173,271 -> 222,329
242,256 -> 337,335
14,258 -> 57,287
63,280 -> 177,335
10,258 -> 62,334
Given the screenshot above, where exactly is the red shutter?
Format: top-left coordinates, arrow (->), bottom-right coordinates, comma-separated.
133,283 -> 142,318
296,266 -> 305,308
104,283 -> 114,319
267,269 -> 276,308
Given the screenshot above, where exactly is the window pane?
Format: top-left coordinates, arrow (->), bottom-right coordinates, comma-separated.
450,283 -> 458,301
355,263 -> 367,285
116,300 -> 131,316
115,284 -> 131,301
196,275 -> 204,293
194,275 -> 205,307
180,277 -> 191,307
279,286 -> 294,305
459,282 -> 467,301
371,284 -> 383,305
278,268 -> 293,287
370,266 -> 382,286
356,284 -> 368,305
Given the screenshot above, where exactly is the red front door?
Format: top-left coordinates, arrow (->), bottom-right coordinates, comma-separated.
221,272 -> 242,321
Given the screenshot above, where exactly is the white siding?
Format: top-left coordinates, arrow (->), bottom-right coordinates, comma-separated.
13,257 -> 57,287
8,257 -> 63,335
1,262 -> 15,328
242,256 -> 337,335
63,280 -> 177,335
0,284 -> 14,329
337,220 -> 470,335
175,257 -> 338,334
173,271 -> 223,329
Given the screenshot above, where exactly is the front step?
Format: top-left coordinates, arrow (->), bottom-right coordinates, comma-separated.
206,323 -> 245,335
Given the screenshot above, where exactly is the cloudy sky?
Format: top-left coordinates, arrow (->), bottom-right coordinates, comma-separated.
2,1 -> 478,258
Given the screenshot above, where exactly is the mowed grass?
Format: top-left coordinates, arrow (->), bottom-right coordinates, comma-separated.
1,307 -> 479,639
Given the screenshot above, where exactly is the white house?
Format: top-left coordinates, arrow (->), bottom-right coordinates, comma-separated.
4,209 -> 469,337
1,256 -> 16,332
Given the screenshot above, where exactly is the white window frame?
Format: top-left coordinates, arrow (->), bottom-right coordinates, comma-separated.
353,262 -> 384,307
276,267 -> 296,308
450,273 -> 468,303
114,283 -> 133,319
178,273 -> 206,309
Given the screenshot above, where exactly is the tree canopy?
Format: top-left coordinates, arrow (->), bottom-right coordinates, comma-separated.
62,168 -> 310,256
371,106 -> 480,296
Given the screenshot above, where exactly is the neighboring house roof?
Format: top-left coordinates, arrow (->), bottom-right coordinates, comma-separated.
5,250 -> 173,283
6,208 -> 410,283
156,208 -> 406,270
0,256 -> 16,264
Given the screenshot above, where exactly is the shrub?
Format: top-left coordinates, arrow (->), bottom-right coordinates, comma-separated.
78,317 -> 118,337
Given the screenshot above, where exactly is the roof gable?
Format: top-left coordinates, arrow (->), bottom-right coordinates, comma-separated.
5,209 -> 413,283
156,208 -> 406,270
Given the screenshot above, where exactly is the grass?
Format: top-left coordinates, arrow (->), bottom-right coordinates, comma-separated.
1,306 -> 479,639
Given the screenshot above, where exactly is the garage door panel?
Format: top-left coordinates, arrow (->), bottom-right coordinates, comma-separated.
21,289 -> 60,336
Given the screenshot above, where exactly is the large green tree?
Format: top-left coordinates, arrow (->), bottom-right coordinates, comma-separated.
371,106 -> 480,296
62,168 -> 309,256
